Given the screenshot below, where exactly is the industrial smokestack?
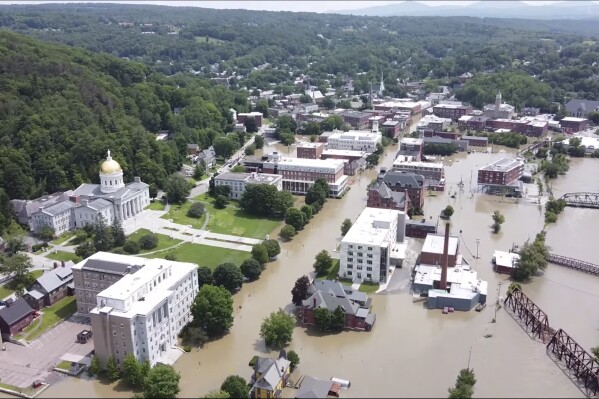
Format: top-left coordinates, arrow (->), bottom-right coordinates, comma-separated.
440,223 -> 450,291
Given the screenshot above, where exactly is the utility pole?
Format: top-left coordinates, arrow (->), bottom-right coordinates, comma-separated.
495,281 -> 504,320
475,238 -> 480,260
467,346 -> 472,369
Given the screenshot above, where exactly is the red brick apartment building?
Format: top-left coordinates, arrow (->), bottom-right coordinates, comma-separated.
296,142 -> 325,159
433,103 -> 472,120
560,117 -> 589,133
477,158 -> 524,186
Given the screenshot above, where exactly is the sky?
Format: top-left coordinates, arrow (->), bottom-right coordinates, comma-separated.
0,1 -> 578,13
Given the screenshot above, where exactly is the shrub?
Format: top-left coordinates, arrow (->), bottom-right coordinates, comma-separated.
123,240 -> 140,254
138,234 -> 159,250
187,202 -> 205,218
280,224 -> 296,240
183,345 -> 192,353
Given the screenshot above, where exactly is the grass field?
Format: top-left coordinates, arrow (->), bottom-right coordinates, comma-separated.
160,201 -> 206,229
0,270 -> 45,300
17,296 -> 77,342
56,360 -> 72,370
126,228 -> 182,254
46,251 -> 81,263
195,35 -> 225,45
359,281 -> 379,294
194,195 -> 281,239
144,243 -> 249,269
51,231 -> 76,245
147,200 -> 166,211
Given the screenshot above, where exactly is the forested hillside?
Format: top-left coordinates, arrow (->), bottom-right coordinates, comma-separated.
2,4 -> 599,100
0,30 -> 250,234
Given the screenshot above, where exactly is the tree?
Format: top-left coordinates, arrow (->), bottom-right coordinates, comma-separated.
187,202 -> 205,218
213,136 -> 237,158
215,195 -> 229,209
366,153 -> 380,168
106,356 -> 120,381
149,184 -> 158,199
37,225 -> 55,241
111,219 -> 126,247
214,185 -> 232,198
191,284 -> 234,336
260,309 -> 295,348
322,96 -> 335,109
313,307 -> 331,331
272,191 -> 294,219
287,351 -> 300,371
291,275 -> 311,306
138,234 -> 158,250
251,243 -> 270,265
220,375 -> 249,399
5,236 -> 25,256
213,263 -> 244,292
3,254 -> 35,293
300,205 -> 313,220
263,239 -> 281,259
340,218 -> 352,236
240,258 -> 262,281
285,207 -> 306,231
321,115 -> 344,131
313,250 -> 333,276
88,355 -> 101,376
93,215 -> 113,251
239,184 -> 287,218
592,346 -> 599,362
491,210 -> 505,234
204,390 -> 230,398
165,173 -> 191,204
193,162 -> 205,180
123,240 -> 140,254
143,364 -> 180,399
442,205 -> 454,218
513,231 -> 549,281
75,241 -> 96,258
448,368 -> 476,399
254,135 -> 264,149
280,224 -> 296,240
244,145 -> 255,156
179,325 -> 209,347
299,94 -> 312,103
197,266 -> 214,288
123,353 -> 144,388
245,118 -> 258,133
330,306 -> 345,331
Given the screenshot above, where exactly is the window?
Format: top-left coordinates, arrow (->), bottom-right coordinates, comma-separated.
113,331 -> 116,336
120,323 -> 124,328
368,247 -> 373,251
121,333 -> 125,338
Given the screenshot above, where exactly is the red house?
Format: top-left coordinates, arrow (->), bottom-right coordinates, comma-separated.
367,181 -> 409,213
300,280 -> 375,332
0,298 -> 34,338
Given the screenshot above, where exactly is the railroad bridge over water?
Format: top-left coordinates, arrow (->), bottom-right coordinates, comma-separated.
558,192 -> 599,209
504,288 -> 599,396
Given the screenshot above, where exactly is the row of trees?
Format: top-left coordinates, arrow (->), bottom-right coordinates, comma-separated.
280,179 -> 330,241
513,231 -> 549,281
239,184 -> 294,219
544,198 -> 567,224
74,217 -> 126,259
89,353 -> 180,398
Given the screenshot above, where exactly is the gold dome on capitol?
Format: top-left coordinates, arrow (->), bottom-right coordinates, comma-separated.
100,149 -> 122,174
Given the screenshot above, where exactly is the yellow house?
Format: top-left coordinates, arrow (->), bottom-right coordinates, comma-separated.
251,355 -> 291,398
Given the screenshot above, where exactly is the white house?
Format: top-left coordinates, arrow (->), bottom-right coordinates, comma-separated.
214,172 -> 283,200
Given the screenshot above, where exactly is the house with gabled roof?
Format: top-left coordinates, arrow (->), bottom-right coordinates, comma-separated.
250,354 -> 291,398
300,280 -> 375,332
295,376 -> 341,398
24,261 -> 74,310
0,298 -> 34,338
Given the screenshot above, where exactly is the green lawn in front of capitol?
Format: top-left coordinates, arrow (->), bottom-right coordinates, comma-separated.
143,242 -> 250,270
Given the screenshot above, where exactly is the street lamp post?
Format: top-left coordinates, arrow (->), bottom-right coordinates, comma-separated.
475,239 -> 480,260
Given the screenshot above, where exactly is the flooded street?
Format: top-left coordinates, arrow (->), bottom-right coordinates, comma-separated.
41,144 -> 599,398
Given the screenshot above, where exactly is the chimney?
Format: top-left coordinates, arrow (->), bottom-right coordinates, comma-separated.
134,177 -> 141,183
372,120 -> 379,133
61,261 -> 65,268
54,262 -> 59,269
313,297 -> 316,308
439,223 -> 450,291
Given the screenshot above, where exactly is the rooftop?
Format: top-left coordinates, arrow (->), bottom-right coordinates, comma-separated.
414,264 -> 488,298
493,250 -> 520,269
561,116 -> 588,123
297,142 -> 324,149
0,298 -> 33,326
342,207 -> 403,246
479,158 -> 524,173
321,149 -> 367,157
73,251 -> 147,275
329,130 -> 381,141
278,157 -> 345,169
93,256 -> 197,317
393,160 -> 444,169
421,233 -> 459,256
400,138 -> 423,146
434,103 -> 469,109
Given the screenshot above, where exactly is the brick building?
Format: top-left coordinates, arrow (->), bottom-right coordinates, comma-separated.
237,112 -> 263,128
377,169 -> 425,210
477,158 -> 524,186
433,103 -> 472,120
420,233 -> 459,268
296,142 -> 325,159
560,117 -> 589,133
366,181 -> 409,213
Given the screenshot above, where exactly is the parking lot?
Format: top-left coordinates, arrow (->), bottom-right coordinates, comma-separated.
0,315 -> 94,388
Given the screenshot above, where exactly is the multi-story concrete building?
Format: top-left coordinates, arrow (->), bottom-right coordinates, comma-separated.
214,172 -> 282,200
483,92 -> 515,119
458,115 -> 488,132
339,207 -> 406,284
477,158 -> 524,186
417,115 -> 452,132
242,153 -> 348,197
30,201 -> 76,236
326,123 -> 382,153
391,160 -> 445,182
374,100 -> 422,116
381,120 -> 403,139
237,112 -> 263,128
72,252 -> 147,315
90,254 -> 198,367
296,142 -> 325,159
336,110 -> 371,129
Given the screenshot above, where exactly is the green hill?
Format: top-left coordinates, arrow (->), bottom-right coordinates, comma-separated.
0,30 -> 250,234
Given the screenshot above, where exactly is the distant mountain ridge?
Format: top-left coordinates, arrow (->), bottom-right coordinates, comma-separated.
336,1 -> 599,20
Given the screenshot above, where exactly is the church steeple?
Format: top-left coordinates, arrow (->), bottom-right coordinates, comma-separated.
379,72 -> 385,96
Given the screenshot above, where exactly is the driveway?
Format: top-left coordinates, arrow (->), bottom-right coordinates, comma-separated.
0,316 -> 93,388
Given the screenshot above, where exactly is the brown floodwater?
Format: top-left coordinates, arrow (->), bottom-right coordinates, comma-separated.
41,144 -> 599,398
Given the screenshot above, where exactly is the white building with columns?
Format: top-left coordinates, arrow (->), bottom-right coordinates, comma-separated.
71,150 -> 150,223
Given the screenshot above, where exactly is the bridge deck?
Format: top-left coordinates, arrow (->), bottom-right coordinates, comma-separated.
548,254 -> 599,276
559,192 -> 599,209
